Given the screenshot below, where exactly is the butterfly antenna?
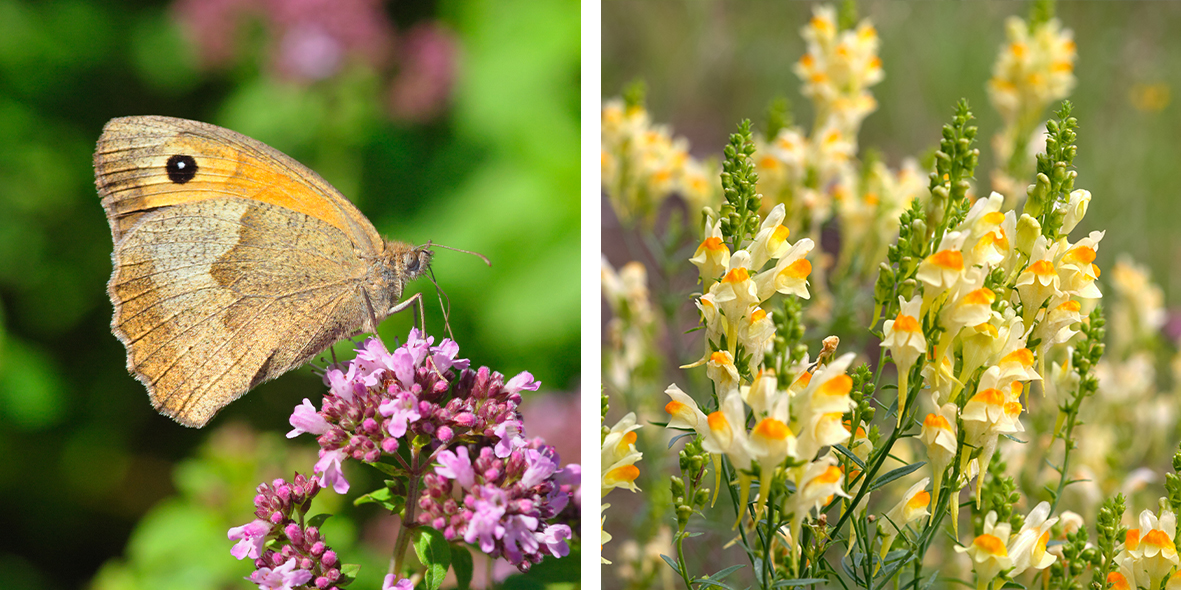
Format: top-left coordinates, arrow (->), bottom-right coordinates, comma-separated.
428,268 -> 455,340
427,241 -> 492,267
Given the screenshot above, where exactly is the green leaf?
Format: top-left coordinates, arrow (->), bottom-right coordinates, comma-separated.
337,563 -> 361,587
708,564 -> 745,581
832,444 -> 867,471
368,461 -> 409,477
354,486 -> 406,514
451,545 -> 473,590
772,578 -> 827,588
306,514 -> 331,529
413,528 -> 451,590
659,554 -> 682,575
697,579 -> 735,590
868,462 -> 927,493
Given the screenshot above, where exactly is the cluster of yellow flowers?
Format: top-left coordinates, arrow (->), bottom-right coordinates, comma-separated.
756,6 -> 925,291
601,4 -> 1181,588
989,14 -> 1078,201
601,98 -> 716,226
601,259 -> 659,394
955,502 -> 1061,590
663,202 -> 866,555
1108,501 -> 1180,590
794,5 -> 884,138
876,186 -> 1101,583
1046,257 -> 1176,515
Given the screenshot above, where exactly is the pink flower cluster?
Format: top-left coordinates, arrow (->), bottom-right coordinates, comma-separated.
421,439 -> 578,571
228,473 -> 344,590
279,329 -> 579,572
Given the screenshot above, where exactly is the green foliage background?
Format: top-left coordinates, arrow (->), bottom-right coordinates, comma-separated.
0,1 -> 580,589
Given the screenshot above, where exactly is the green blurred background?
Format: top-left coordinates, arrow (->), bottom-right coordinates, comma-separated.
604,1 -> 1181,306
0,0 -> 579,588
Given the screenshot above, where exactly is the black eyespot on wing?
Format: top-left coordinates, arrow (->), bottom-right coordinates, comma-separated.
166,154 -> 198,184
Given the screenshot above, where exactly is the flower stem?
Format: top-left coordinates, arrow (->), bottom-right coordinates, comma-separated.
391,451 -> 422,576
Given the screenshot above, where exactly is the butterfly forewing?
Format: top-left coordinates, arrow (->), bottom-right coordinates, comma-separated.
95,116 -> 388,427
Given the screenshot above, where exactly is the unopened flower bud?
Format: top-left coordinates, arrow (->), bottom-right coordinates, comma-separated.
1060,189 -> 1090,234
1016,214 -> 1041,256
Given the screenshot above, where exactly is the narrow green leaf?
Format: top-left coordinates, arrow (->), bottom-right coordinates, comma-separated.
708,564 -> 745,580
772,578 -> 827,588
832,444 -> 867,471
868,462 -> 927,493
659,554 -> 682,575
306,513 -> 331,529
697,579 -> 735,590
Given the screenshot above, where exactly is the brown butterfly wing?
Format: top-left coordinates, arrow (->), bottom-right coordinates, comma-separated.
95,116 -> 383,250
95,116 -> 382,427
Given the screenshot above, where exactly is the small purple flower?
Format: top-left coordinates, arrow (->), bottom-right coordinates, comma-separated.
504,371 -> 540,394
378,392 -> 421,437
287,399 -> 330,439
493,420 -> 524,458
501,514 -> 541,565
240,331 -> 576,576
436,446 -> 476,489
431,338 -> 468,372
228,519 -> 270,560
464,487 -> 508,553
390,346 -> 418,389
314,449 -> 349,494
520,449 -> 557,488
248,557 -> 313,590
405,328 -> 433,364
353,338 -> 396,382
382,574 -> 414,590
323,368 -> 356,402
537,524 -> 572,557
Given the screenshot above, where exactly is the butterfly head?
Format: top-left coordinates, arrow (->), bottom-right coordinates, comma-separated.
380,240 -> 433,302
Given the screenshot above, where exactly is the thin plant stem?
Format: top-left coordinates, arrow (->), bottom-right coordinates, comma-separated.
391,450 -> 422,576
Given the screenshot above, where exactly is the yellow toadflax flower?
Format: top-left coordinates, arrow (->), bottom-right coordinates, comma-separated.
876,477 -> 931,570
920,403 -> 958,512
792,353 -> 857,461
663,384 -> 708,432
881,295 -> 925,425
955,510 -> 1014,590
690,217 -> 731,283
785,454 -> 849,559
988,15 -> 1077,127
1121,501 -> 1180,589
602,412 -> 643,497
1007,502 -> 1059,577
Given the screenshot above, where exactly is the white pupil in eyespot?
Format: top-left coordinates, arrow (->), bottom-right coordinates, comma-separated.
176,161 -> 185,168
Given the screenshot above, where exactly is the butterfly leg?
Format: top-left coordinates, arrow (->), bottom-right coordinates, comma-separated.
384,292 -> 425,331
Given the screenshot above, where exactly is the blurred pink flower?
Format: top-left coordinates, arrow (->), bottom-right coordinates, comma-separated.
174,0 -> 394,81
387,23 -> 457,122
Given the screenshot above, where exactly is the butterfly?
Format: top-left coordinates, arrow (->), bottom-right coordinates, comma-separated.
95,116 -> 432,427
